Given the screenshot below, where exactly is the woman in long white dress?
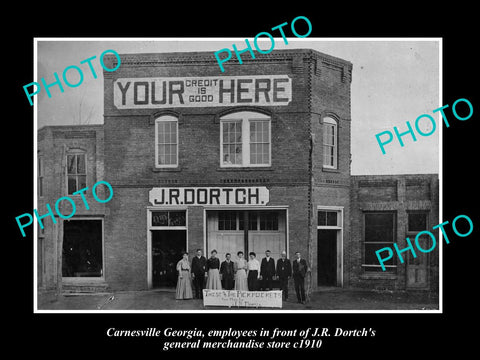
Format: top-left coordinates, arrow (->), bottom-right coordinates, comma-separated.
206,250 -> 222,290
234,251 -> 248,291
175,252 -> 193,300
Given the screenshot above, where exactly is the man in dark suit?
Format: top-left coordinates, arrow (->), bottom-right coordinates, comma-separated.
260,250 -> 276,291
276,251 -> 292,300
292,251 -> 309,304
191,249 -> 207,299
220,253 -> 235,290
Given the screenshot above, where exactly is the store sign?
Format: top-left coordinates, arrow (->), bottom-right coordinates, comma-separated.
149,187 -> 269,206
203,289 -> 282,308
114,75 -> 292,109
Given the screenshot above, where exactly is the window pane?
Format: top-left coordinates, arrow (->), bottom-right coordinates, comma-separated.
327,212 -> 337,226
239,212 -> 245,230
259,211 -> 278,231
218,211 -> 237,230
250,121 -> 256,142
170,150 -> 177,165
158,123 -> 165,144
169,211 -> 186,226
365,243 -> 395,266
223,125 -> 228,143
67,155 -> 76,174
234,145 -> 242,165
77,155 -> 85,174
408,213 -> 427,231
250,143 -> 258,164
67,176 -> 77,194
152,211 -> 169,226
248,211 -> 258,230
78,175 -> 86,190
365,213 -> 394,242
319,211 -> 327,226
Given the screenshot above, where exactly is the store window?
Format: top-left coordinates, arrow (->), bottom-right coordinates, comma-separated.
67,152 -> 86,194
218,211 -> 238,230
155,115 -> 178,168
323,117 -> 338,169
62,219 -> 103,278
151,210 -> 186,227
220,111 -> 271,167
363,212 -> 396,272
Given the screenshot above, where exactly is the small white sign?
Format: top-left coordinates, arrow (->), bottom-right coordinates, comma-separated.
203,289 -> 282,308
149,187 -> 269,206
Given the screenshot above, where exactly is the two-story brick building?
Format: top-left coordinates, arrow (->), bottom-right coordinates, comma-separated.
37,49 -> 439,298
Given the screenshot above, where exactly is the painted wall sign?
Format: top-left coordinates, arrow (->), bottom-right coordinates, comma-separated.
203,289 -> 282,308
148,187 -> 270,206
114,75 -> 292,109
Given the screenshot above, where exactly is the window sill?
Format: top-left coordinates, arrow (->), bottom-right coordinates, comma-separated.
322,167 -> 340,173
62,277 -> 106,283
217,167 -> 274,171
360,273 -> 397,280
152,167 -> 183,172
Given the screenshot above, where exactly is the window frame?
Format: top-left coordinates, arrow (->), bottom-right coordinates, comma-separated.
155,115 -> 179,168
66,151 -> 87,195
149,209 -> 187,230
406,211 -> 429,233
220,111 -> 271,168
322,116 -> 338,169
362,211 -> 397,272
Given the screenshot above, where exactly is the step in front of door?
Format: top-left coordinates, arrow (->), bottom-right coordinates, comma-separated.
62,282 -> 109,294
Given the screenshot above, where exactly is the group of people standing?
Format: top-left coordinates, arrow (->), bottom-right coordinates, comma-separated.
175,249 -> 310,304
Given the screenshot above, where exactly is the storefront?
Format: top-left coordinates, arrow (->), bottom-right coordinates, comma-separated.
37,48 -> 439,294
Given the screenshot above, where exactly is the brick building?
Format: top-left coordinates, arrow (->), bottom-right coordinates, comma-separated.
37,49 -> 439,296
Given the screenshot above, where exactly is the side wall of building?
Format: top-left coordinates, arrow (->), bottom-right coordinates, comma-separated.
350,174 -> 439,291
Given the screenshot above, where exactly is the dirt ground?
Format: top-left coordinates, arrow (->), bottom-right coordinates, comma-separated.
37,288 -> 439,311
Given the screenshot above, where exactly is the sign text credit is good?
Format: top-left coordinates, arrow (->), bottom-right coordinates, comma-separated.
114,75 -> 292,109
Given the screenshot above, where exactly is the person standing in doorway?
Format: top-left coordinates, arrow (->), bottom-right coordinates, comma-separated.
220,253 -> 235,290
247,252 -> 260,291
234,251 -> 248,291
175,252 -> 193,300
276,251 -> 292,301
260,250 -> 276,291
292,251 -> 309,304
191,249 -> 207,299
206,250 -> 222,290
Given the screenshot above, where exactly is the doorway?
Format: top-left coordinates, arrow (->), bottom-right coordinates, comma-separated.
317,229 -> 337,286
151,230 -> 186,288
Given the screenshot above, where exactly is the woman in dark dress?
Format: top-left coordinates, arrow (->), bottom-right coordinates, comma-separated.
206,249 -> 222,290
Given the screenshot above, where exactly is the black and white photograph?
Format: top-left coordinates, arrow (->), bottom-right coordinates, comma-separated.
33,38 -> 440,312
8,9 -> 478,356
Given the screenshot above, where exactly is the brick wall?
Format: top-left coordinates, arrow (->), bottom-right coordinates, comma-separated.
37,125 -> 105,291
350,174 -> 439,291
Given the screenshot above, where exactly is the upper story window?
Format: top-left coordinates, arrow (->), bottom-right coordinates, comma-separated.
220,111 -> 271,168
38,156 -> 44,197
67,152 -> 86,195
155,115 -> 178,168
323,116 -> 338,169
